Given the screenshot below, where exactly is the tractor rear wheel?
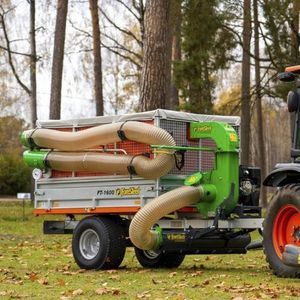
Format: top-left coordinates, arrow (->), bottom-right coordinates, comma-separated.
263,184 -> 300,278
134,247 -> 185,268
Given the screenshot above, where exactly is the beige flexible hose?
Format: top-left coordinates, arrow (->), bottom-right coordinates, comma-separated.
25,121 -> 175,151
25,121 -> 176,179
46,151 -> 175,179
129,186 -> 203,250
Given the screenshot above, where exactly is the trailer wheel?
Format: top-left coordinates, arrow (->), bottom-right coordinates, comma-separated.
263,184 -> 300,278
134,247 -> 185,268
72,216 -> 126,270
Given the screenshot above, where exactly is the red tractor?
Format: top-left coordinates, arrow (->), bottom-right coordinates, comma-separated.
263,65 -> 300,277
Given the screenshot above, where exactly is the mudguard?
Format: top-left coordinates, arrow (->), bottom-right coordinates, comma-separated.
263,163 -> 300,187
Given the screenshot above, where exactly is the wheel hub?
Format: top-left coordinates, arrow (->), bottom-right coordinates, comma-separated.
273,204 -> 300,258
293,226 -> 300,242
79,229 -> 100,260
142,249 -> 161,260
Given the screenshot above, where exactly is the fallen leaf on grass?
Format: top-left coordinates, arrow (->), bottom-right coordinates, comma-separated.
168,272 -> 177,278
72,289 -> 83,296
95,288 -> 107,295
62,264 -> 71,271
190,271 -> 203,277
106,269 -> 118,274
202,279 -> 210,285
95,287 -> 122,296
152,278 -> 163,285
37,278 -> 48,285
56,279 -> 66,286
214,281 -> 225,288
138,269 -> 151,274
177,283 -> 188,288
136,291 -> 152,298
27,272 -> 38,282
62,270 -> 83,276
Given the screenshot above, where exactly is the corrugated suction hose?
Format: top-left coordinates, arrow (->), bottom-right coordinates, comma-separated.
23,121 -> 176,179
23,121 -> 175,151
129,186 -> 203,250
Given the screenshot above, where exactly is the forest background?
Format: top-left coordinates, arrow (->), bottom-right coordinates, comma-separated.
0,0 -> 298,207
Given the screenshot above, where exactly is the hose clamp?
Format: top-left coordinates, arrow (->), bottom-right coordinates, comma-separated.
127,155 -> 138,178
117,122 -> 128,141
28,128 -> 39,149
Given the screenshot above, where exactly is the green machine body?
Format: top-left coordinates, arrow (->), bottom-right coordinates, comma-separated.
186,121 -> 240,217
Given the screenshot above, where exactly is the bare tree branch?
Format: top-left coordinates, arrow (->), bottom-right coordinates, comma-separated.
258,22 -> 279,70
115,0 -> 139,21
0,12 -> 31,95
0,44 -> 32,57
102,32 -> 142,62
68,18 -> 92,38
100,7 -> 142,47
101,42 -> 142,70
222,23 -> 272,62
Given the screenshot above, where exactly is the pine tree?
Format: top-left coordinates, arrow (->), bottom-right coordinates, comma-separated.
89,0 -> 103,116
262,0 -> 300,99
49,0 -> 68,120
240,0 -> 251,166
174,0 -> 236,114
140,0 -> 172,111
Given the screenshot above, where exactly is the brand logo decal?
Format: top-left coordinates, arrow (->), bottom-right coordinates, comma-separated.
193,125 -> 212,133
116,187 -> 140,196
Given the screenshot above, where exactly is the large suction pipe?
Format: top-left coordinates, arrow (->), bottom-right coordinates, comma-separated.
21,121 -> 175,151
22,121 -> 176,179
129,186 -> 204,250
24,150 -> 175,179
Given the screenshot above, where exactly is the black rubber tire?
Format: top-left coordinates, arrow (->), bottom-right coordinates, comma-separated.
263,184 -> 300,278
72,216 -> 126,270
134,247 -> 185,268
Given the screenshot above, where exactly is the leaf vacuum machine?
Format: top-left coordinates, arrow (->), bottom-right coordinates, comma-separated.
21,109 -> 264,271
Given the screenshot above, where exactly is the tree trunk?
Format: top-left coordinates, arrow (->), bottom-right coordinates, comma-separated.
253,0 -> 267,207
89,0 -> 104,116
170,0 -> 181,110
29,0 -> 37,127
241,0 -> 251,165
49,0 -> 68,120
140,0 -> 172,111
291,0 -> 300,65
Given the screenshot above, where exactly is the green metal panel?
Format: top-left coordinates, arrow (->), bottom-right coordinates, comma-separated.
190,122 -> 238,152
187,122 -> 240,217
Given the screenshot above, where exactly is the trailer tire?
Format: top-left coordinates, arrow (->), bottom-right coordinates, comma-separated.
72,216 -> 126,270
263,184 -> 300,278
134,247 -> 185,268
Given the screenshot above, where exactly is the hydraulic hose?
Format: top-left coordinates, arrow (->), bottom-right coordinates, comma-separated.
22,121 -> 176,179
129,185 -> 204,250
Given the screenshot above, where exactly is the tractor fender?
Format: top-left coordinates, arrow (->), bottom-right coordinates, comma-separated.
263,163 -> 300,187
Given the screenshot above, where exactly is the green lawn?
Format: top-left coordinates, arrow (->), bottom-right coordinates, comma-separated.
0,201 -> 299,299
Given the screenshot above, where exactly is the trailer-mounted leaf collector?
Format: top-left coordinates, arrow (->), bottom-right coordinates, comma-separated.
21,109 -> 263,270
